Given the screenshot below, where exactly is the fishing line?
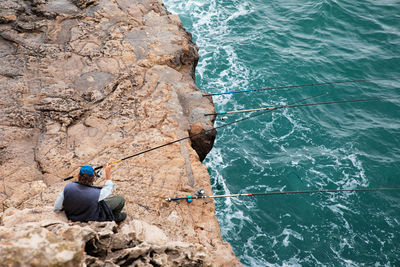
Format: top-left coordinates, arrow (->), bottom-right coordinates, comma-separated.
202,77 -> 400,97
165,187 -> 400,202
204,97 -> 399,117
63,93 -> 326,181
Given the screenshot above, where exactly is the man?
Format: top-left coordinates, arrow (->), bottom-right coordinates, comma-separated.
54,164 -> 127,223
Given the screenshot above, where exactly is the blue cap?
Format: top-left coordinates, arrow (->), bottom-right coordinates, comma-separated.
80,165 -> 94,176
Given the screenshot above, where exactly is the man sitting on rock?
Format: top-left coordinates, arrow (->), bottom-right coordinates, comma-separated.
54,164 -> 127,223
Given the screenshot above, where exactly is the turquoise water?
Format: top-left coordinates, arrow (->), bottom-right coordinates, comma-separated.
163,0 -> 400,265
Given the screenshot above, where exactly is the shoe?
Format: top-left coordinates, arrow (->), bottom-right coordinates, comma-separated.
115,212 -> 127,223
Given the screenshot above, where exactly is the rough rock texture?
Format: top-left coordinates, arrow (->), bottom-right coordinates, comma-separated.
0,207 -> 213,266
0,0 -> 240,265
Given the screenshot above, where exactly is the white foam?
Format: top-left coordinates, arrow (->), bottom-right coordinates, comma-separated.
226,2 -> 251,22
279,228 -> 304,247
327,203 -> 353,216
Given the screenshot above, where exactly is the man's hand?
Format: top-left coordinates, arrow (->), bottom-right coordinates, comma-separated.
105,164 -> 112,180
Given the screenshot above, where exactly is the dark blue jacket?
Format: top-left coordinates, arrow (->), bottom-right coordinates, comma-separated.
63,182 -> 114,222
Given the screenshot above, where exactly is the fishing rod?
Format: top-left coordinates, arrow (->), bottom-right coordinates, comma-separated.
203,77 -> 400,97
204,96 -> 399,117
63,93 -> 326,181
165,187 -> 400,202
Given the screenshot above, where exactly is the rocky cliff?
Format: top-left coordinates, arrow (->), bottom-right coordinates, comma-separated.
0,0 -> 239,265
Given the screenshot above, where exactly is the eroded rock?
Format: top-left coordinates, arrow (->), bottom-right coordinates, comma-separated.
0,0 -> 239,265
0,207 -> 213,266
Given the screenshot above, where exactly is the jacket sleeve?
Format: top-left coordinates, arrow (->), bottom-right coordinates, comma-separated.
54,189 -> 64,211
99,180 -> 114,201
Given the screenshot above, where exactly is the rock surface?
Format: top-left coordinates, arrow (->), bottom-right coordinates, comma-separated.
0,0 -> 240,265
0,207 -> 213,266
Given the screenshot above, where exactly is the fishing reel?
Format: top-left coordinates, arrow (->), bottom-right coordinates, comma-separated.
195,189 -> 206,197
186,189 -> 206,203
95,170 -> 102,178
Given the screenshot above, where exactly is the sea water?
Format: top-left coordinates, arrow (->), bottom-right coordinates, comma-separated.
163,0 -> 400,265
